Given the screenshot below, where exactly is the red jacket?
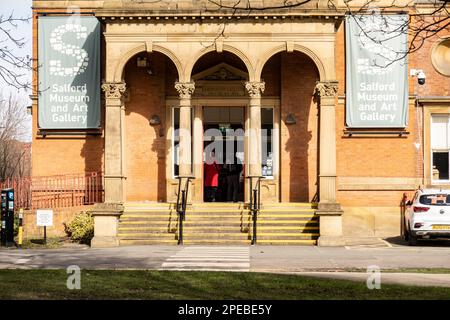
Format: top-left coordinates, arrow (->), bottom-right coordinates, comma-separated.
204,162 -> 221,187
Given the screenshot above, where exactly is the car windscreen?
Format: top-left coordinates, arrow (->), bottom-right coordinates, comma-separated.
419,194 -> 450,205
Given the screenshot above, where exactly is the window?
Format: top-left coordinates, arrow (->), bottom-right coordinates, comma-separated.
261,107 -> 274,178
173,107 -> 180,177
431,115 -> 450,182
419,194 -> 450,206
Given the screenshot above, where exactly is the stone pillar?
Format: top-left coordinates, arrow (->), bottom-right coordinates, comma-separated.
90,203 -> 123,248
315,80 -> 345,247
90,82 -> 126,248
245,81 -> 265,177
175,82 -> 195,177
101,82 -> 126,203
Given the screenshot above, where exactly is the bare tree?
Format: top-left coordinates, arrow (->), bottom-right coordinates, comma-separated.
0,93 -> 31,180
0,11 -> 32,91
204,0 -> 449,60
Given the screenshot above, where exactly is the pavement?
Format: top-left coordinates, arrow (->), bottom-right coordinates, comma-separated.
1,237 -> 450,287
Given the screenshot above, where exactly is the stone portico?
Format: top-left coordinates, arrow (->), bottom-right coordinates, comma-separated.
89,10 -> 343,247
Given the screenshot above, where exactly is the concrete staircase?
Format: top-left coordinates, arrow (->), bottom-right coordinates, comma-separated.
118,202 -> 319,245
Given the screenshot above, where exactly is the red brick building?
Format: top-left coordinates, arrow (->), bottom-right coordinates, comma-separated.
30,0 -> 450,246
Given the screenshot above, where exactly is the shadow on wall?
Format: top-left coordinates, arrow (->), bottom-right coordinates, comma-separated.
279,52 -> 319,202
80,137 -> 104,175
75,25 -> 103,179
122,52 -> 172,202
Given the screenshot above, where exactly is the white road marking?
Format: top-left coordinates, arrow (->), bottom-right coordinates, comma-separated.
15,258 -> 31,264
161,246 -> 250,271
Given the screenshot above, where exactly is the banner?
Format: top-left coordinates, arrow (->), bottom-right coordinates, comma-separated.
345,14 -> 409,128
38,16 -> 100,129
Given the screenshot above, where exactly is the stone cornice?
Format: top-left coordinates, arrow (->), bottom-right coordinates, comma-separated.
32,0 -> 348,16
417,96 -> 450,104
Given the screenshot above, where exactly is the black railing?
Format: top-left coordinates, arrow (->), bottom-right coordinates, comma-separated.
247,175 -> 264,245
176,175 -> 193,245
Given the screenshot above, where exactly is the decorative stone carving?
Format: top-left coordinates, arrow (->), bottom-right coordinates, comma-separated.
315,81 -> 338,98
245,81 -> 265,98
431,38 -> 450,76
175,82 -> 195,99
102,82 -> 126,99
202,67 -> 245,81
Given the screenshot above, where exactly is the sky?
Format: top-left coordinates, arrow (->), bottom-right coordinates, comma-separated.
0,0 -> 33,140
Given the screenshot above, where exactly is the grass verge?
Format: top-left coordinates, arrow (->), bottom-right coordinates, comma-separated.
0,270 -> 449,300
19,237 -> 65,249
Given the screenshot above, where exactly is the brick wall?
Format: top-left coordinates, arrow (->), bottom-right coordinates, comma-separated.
124,53 -> 168,201
23,205 -> 93,239
279,52 -> 320,202
410,17 -> 450,97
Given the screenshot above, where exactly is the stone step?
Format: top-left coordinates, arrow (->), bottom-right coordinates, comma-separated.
123,209 -> 315,214
257,233 -> 319,240
120,239 -> 178,245
182,239 -> 251,245
118,232 -> 177,239
119,202 -> 319,246
256,239 -> 317,245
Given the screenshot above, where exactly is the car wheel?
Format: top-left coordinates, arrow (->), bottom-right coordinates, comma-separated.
404,229 -> 409,241
408,233 -> 418,246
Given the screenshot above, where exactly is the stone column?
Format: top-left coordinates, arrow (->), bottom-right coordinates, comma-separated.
175,82 -> 195,177
90,82 -> 126,248
245,81 -> 265,177
101,82 -> 126,202
315,80 -> 345,247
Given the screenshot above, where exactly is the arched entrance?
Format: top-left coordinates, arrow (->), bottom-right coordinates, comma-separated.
260,51 -> 320,202
122,51 -> 181,202
174,51 -> 253,203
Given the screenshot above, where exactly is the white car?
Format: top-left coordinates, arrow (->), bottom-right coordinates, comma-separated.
403,188 -> 450,246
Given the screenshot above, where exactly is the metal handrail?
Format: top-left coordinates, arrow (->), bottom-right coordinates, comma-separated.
175,175 -> 194,245
246,175 -> 265,245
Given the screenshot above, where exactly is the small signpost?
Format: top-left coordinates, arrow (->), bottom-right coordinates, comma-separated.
36,209 -> 53,244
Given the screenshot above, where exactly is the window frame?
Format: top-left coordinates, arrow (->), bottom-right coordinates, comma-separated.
431,114 -> 450,184
261,106 -> 275,180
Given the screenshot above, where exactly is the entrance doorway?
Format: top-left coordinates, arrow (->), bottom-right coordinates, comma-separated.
203,107 -> 245,202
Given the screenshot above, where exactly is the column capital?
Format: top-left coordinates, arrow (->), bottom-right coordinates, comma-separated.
315,80 -> 338,98
245,81 -> 265,98
102,82 -> 126,99
175,81 -> 195,100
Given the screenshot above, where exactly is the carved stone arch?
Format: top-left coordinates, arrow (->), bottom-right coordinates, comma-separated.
113,43 -> 184,82
255,44 -> 326,81
185,44 -> 256,82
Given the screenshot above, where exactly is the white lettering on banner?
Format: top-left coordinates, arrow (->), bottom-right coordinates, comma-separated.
360,112 -> 396,123
52,113 -> 88,124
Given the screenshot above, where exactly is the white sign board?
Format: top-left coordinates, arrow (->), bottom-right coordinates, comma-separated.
36,209 -> 54,227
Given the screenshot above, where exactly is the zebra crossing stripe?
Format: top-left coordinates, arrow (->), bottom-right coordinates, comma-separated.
161,246 -> 250,272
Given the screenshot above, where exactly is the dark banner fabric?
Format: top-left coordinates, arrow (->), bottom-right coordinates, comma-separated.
345,14 -> 409,128
38,16 -> 100,129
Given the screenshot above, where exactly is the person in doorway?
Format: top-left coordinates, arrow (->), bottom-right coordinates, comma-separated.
204,150 -> 221,202
225,153 -> 243,202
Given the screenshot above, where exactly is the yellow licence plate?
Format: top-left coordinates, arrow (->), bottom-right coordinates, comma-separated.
432,225 -> 450,230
